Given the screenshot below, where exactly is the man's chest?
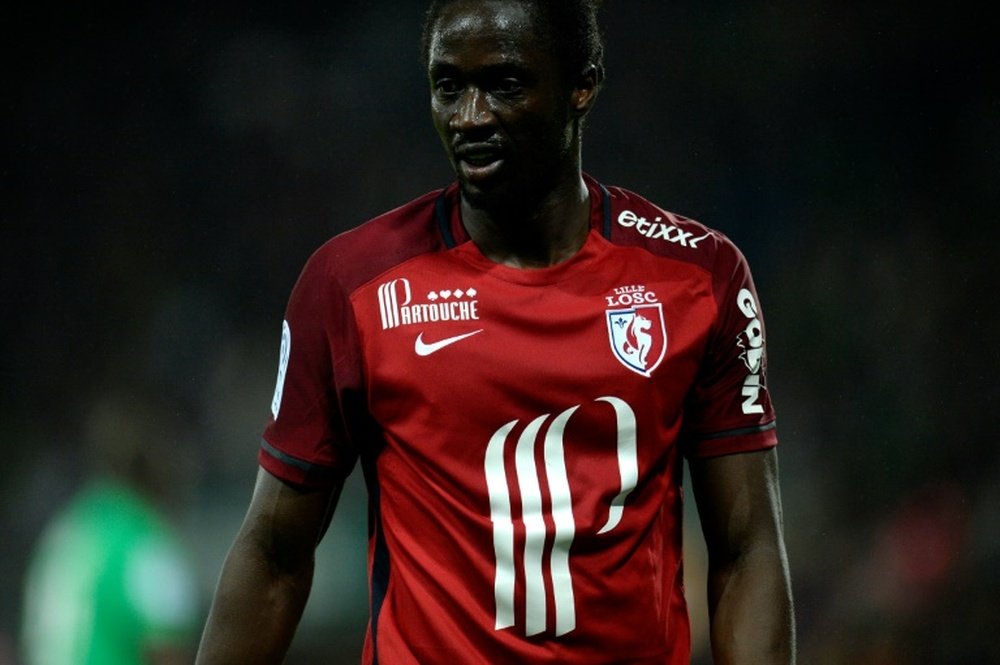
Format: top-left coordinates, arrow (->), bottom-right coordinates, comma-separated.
350,247 -> 716,442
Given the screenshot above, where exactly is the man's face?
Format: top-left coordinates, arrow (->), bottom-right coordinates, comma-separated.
427,0 -> 578,209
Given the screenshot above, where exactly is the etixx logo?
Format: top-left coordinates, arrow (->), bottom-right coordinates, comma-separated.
605,285 -> 666,377
616,210 -> 712,248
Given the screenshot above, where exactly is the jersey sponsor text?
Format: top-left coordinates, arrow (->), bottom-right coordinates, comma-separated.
378,278 -> 480,330
736,288 -> 766,414
616,210 -> 712,248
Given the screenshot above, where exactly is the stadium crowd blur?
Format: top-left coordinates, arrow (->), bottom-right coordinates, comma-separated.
2,3 -> 994,663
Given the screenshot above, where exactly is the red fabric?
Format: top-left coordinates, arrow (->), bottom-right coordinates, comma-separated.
259,176 -> 778,663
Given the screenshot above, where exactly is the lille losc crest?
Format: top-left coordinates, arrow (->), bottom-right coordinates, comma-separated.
605,303 -> 667,377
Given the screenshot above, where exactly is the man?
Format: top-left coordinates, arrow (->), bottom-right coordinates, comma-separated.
197,1 -> 795,663
22,391 -> 198,665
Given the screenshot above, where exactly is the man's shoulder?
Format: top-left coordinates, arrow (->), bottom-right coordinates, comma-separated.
304,188 -> 447,293
602,183 -> 746,275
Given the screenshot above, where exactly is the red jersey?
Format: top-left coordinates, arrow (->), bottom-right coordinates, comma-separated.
260,175 -> 777,664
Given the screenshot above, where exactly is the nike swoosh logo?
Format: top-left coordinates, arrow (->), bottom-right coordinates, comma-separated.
414,329 -> 483,356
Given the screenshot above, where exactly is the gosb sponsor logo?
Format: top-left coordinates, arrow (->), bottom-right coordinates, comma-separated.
616,209 -> 712,248
485,397 -> 637,637
735,288 -> 765,414
605,285 -> 666,377
377,278 -> 480,330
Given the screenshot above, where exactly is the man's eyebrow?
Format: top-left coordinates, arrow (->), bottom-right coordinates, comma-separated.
481,61 -> 534,78
429,61 -> 535,80
428,62 -> 459,78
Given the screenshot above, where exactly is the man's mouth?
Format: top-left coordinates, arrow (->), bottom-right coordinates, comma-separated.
455,145 -> 504,182
455,143 -> 504,182
459,148 -> 500,166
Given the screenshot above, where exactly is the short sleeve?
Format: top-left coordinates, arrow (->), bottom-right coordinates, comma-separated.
259,248 -> 361,487
682,240 -> 778,458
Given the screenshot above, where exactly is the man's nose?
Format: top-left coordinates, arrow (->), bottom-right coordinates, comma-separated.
450,87 -> 495,132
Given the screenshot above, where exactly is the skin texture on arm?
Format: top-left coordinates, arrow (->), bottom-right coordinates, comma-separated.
689,448 -> 796,664
195,467 -> 343,664
146,645 -> 194,665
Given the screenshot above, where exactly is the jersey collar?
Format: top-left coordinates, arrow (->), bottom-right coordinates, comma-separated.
435,173 -> 612,250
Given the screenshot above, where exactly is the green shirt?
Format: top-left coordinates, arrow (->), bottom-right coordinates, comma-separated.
22,481 -> 197,665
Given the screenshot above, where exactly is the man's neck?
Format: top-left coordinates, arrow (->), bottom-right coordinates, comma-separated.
460,172 -> 591,269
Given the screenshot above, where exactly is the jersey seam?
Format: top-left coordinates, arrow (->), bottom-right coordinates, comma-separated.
688,419 -> 776,441
260,437 -> 336,473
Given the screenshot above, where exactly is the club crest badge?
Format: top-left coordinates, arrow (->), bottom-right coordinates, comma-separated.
605,286 -> 667,377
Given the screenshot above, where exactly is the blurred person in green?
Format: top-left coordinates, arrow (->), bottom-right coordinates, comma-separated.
20,389 -> 199,665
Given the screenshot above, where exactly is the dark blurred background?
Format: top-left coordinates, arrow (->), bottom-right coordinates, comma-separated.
2,2 -> 995,663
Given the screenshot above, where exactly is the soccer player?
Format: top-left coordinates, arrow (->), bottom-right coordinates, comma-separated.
197,1 -> 795,663
22,392 -> 198,665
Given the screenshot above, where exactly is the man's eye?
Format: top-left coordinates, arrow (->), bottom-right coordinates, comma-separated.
494,79 -> 523,95
434,79 -> 461,96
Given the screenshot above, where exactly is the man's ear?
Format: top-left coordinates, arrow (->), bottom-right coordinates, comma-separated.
570,63 -> 602,117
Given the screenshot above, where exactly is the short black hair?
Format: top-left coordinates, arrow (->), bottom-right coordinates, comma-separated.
421,0 -> 605,83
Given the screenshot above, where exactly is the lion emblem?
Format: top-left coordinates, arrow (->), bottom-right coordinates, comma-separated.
606,305 -> 666,377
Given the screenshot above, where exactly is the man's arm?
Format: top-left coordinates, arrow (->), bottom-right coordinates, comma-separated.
196,466 -> 343,664
689,447 -> 795,664
146,645 -> 194,665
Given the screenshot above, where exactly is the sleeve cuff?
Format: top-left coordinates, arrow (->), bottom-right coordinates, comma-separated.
683,420 -> 777,459
258,438 -> 349,489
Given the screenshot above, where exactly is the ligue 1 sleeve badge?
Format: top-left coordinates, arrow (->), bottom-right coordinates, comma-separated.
605,286 -> 667,377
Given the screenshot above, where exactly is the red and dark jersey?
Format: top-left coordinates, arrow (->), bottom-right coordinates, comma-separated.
260,175 -> 777,664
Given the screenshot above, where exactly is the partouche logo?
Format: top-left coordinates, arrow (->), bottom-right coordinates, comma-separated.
377,278 -> 480,330
485,396 -> 638,637
605,285 -> 667,377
